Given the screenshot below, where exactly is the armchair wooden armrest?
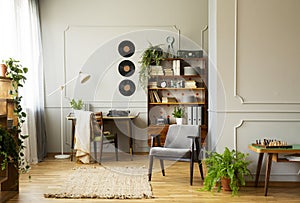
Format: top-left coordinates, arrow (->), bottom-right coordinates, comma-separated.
188,135 -> 201,161
150,134 -> 162,147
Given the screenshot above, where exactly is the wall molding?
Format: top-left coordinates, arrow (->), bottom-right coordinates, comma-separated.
233,0 -> 300,105
234,119 -> 300,150
208,109 -> 300,113
63,25 -> 180,100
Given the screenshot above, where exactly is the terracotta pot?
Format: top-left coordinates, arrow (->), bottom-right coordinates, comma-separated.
221,177 -> 232,191
0,64 -> 7,77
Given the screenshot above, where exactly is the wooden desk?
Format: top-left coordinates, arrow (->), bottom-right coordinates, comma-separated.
248,144 -> 300,196
102,115 -> 137,160
67,114 -> 137,161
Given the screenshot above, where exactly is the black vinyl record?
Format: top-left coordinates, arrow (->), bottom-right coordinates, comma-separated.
118,40 -> 135,57
119,79 -> 136,96
118,60 -> 135,77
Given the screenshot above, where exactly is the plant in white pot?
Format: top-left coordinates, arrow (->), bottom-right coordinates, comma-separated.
172,106 -> 184,125
70,98 -> 84,110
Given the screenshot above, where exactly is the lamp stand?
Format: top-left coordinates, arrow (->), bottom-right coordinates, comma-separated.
48,71 -> 90,160
54,86 -> 70,159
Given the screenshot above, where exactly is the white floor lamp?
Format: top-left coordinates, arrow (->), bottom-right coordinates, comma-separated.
48,71 -> 91,159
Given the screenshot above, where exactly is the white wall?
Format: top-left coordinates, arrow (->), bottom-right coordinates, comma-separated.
209,0 -> 300,181
40,0 -> 208,153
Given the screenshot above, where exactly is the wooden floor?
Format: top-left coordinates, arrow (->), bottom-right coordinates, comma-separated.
2,153 -> 300,203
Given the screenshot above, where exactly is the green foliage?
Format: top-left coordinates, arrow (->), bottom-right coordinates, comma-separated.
70,98 -> 84,110
138,43 -> 164,91
172,106 -> 184,118
0,58 -> 30,173
202,147 -> 252,196
0,128 -> 16,170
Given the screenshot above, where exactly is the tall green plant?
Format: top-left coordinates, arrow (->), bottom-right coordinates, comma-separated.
202,147 -> 252,196
0,58 -> 29,173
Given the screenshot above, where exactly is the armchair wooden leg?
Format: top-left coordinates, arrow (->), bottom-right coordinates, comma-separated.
114,135 -> 118,161
93,142 -> 97,162
160,159 -> 165,176
198,160 -> 204,180
148,155 -> 154,181
99,141 -> 103,163
190,159 -> 194,185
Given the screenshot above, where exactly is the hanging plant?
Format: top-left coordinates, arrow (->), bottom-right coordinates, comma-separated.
138,43 -> 164,91
0,58 -> 30,173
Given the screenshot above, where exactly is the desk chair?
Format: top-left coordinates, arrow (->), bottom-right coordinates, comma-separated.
93,112 -> 118,163
148,124 -> 204,185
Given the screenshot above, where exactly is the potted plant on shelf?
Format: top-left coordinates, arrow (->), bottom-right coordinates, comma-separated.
139,43 -> 164,91
172,106 -> 184,125
201,147 -> 252,196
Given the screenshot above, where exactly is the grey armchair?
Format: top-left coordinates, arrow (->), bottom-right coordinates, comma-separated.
148,124 -> 204,185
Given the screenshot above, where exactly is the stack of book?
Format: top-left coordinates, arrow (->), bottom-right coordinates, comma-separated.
148,81 -> 158,88
150,66 -> 164,76
185,80 -> 197,88
162,97 -> 177,103
164,68 -> 173,76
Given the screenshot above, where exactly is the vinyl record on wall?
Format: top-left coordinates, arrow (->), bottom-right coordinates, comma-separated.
119,79 -> 136,96
118,40 -> 135,57
118,60 -> 135,77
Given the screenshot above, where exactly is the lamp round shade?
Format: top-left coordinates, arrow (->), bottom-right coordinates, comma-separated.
79,73 -> 91,84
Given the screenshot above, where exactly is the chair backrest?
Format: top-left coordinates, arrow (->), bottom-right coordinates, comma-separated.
164,125 -> 200,149
90,112 -> 103,139
94,112 -> 104,130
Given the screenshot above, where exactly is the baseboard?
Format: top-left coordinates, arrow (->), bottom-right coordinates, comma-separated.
246,181 -> 300,187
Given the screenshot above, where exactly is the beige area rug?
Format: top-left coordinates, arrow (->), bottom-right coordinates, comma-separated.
44,166 -> 153,199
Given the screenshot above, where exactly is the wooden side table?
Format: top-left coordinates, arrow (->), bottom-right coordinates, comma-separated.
248,144 -> 300,196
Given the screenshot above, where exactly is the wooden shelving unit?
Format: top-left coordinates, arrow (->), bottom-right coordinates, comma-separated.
149,102 -> 206,105
0,76 -> 19,193
147,57 -> 208,145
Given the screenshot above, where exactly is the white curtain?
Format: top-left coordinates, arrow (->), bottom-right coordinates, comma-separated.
0,0 -> 46,163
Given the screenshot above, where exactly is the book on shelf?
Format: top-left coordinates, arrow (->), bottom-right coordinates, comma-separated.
197,106 -> 202,125
148,81 -> 158,88
192,106 -> 197,124
149,90 -> 155,103
186,106 -> 202,125
164,68 -> 173,76
185,80 -> 197,88
187,106 -> 193,125
150,66 -> 164,76
162,97 -> 177,103
152,90 -> 161,103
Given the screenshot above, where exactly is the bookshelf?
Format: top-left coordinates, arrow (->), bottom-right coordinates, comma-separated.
147,57 -> 208,145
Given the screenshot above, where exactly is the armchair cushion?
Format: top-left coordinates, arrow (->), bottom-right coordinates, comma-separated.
149,147 -> 191,159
